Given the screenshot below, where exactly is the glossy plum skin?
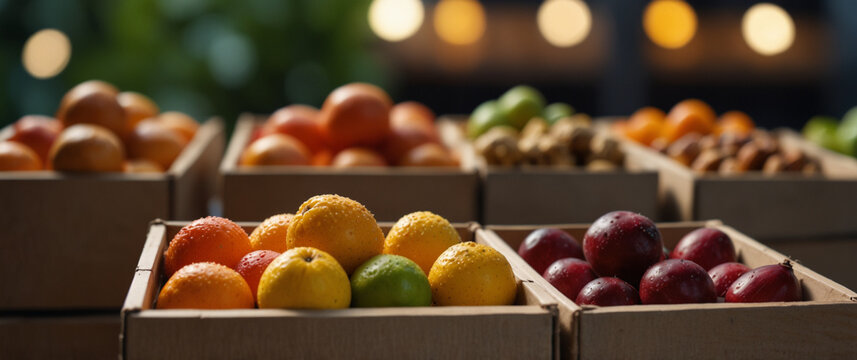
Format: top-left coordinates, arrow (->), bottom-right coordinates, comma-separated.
582,211 -> 663,286
639,259 -> 717,305
575,277 -> 640,307
708,262 -> 751,297
518,228 -> 584,275
670,228 -> 736,271
725,263 -> 802,303
543,258 -> 598,300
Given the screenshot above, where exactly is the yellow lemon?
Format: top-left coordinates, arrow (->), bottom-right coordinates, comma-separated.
429,242 -> 517,306
257,247 -> 351,309
383,211 -> 461,274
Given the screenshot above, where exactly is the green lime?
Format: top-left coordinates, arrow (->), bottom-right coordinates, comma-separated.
543,102 -> 575,125
837,107 -> 857,156
350,254 -> 432,307
498,85 -> 546,130
802,116 -> 840,152
468,100 -> 510,139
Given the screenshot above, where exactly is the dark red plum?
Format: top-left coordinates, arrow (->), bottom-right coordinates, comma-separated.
670,228 -> 736,271
639,259 -> 717,305
708,262 -> 751,297
518,228 -> 584,274
543,258 -> 598,300
725,262 -> 802,303
575,277 -> 639,307
582,211 -> 662,286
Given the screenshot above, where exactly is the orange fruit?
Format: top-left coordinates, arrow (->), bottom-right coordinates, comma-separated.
383,211 -> 462,274
319,83 -> 392,150
331,148 -> 387,168
717,110 -> 755,136
663,99 -> 716,142
429,242 -> 517,306
50,124 -> 125,172
240,134 -> 310,167
249,213 -> 294,253
156,262 -> 254,309
126,120 -> 188,170
257,247 -> 351,309
390,101 -> 439,140
311,150 -> 333,166
57,81 -> 127,137
235,250 -> 280,301
400,143 -> 457,167
261,105 -> 327,154
9,115 -> 61,164
0,141 -> 42,171
156,111 -> 199,142
56,80 -> 119,121
163,216 -> 252,276
382,125 -> 439,165
117,91 -> 159,130
286,194 -> 384,274
124,159 -> 164,173
624,107 -> 666,145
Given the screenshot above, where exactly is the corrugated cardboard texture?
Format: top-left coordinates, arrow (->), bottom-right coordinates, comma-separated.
483,222 -> 857,360
0,120 -> 224,310
121,222 -> 557,360
0,314 -> 119,359
221,115 -> 479,222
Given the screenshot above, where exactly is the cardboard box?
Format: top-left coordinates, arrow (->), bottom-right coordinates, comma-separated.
221,115 -> 479,223
0,119 -> 225,310
482,222 -> 857,359
0,314 -> 120,359
121,221 -> 558,359
621,129 -> 857,240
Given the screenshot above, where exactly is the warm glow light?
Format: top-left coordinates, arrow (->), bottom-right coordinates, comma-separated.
537,0 -> 592,48
433,0 -> 486,46
742,3 -> 795,56
369,0 -> 424,42
22,29 -> 71,79
643,0 -> 697,49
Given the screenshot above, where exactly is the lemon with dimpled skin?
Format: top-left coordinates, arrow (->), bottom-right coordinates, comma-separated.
383,211 -> 461,275
257,247 -> 351,309
429,242 -> 518,306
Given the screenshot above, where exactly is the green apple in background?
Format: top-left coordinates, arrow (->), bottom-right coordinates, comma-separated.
498,85 -> 546,129
543,102 -> 575,125
468,100 -> 511,139
803,116 -> 841,152
836,106 -> 857,156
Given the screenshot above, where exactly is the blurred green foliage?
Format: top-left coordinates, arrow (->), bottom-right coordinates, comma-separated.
0,0 -> 390,129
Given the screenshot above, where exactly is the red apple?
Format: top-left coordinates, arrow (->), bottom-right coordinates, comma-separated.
542,258 -> 597,300
575,277 -> 640,307
640,259 -> 717,304
708,262 -> 751,297
725,262 -> 802,303
670,228 -> 736,271
518,228 -> 584,275
582,211 -> 662,286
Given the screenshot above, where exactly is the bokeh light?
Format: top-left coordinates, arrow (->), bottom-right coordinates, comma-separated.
22,29 -> 71,79
369,0 -> 424,42
643,0 -> 697,49
433,0 -> 486,46
742,3 -> 795,56
537,0 -> 592,48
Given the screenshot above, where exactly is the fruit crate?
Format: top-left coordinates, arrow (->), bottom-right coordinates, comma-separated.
0,314 -> 119,359
442,116 -> 659,225
0,119 -> 225,310
120,221 -> 558,359
482,221 -> 857,360
220,114 -> 478,223
620,127 -> 857,240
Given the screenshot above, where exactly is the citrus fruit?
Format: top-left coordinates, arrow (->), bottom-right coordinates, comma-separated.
157,262 -> 254,309
124,159 -> 164,173
803,116 -> 840,152
240,134 -> 311,167
331,148 -> 387,168
383,211 -> 461,274
9,115 -> 61,164
429,242 -> 517,306
49,124 -> 125,172
257,247 -> 351,309
319,83 -> 392,150
57,82 -> 128,137
261,105 -> 327,154
664,99 -> 716,142
249,213 -> 294,253
117,91 -> 159,130
0,141 -> 42,171
543,102 -> 575,125
126,120 -> 188,170
717,111 -> 755,136
400,143 -> 457,167
56,80 -> 119,121
389,101 -> 438,140
235,250 -> 280,301
350,254 -> 432,307
163,216 -> 252,276
286,194 -> 384,274
625,107 -> 666,145
468,100 -> 510,139
156,111 -> 199,142
382,126 -> 438,165
498,85 -> 546,129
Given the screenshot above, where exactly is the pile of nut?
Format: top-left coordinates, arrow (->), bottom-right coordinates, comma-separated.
474,115 -> 624,170
656,132 -> 822,175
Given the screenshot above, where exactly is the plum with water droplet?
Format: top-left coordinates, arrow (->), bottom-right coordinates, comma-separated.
582,211 -> 662,286
725,262 -> 802,303
542,258 -> 597,300
575,277 -> 639,306
640,259 -> 717,304
708,262 -> 751,297
518,228 -> 584,274
670,228 -> 736,271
